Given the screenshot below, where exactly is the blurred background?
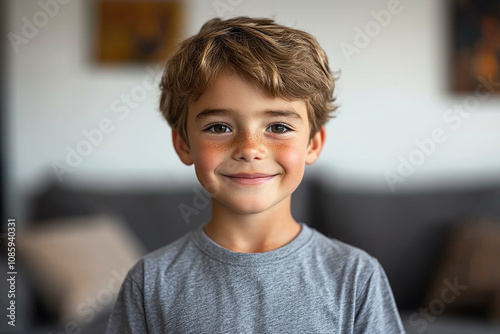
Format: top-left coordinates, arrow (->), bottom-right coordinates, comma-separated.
1,0 -> 500,333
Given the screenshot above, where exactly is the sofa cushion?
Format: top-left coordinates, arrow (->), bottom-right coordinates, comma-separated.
18,214 -> 144,324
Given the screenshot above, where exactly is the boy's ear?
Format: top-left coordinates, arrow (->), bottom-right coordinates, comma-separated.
305,126 -> 326,165
172,128 -> 194,166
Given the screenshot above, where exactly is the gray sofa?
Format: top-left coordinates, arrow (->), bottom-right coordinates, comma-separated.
6,174 -> 500,333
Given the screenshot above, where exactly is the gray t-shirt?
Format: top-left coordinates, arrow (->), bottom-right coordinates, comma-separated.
106,223 -> 405,333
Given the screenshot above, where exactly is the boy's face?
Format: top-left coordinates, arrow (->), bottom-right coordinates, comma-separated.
173,69 -> 325,216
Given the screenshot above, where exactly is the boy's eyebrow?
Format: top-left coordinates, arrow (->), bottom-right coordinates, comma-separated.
195,109 -> 231,121
195,109 -> 303,121
264,110 -> 302,120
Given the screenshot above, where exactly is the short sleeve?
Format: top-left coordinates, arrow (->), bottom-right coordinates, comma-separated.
105,262 -> 148,334
353,260 -> 405,334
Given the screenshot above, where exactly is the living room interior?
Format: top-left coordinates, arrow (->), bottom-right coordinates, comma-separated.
1,0 -> 500,333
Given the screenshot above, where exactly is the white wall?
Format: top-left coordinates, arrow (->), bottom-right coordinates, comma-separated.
7,0 -> 500,219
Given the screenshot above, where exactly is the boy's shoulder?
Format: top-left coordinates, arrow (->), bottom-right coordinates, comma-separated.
124,230 -> 197,285
308,227 -> 382,277
314,228 -> 371,258
144,230 -> 195,262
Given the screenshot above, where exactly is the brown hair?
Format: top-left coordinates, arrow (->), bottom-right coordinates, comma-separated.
159,16 -> 338,143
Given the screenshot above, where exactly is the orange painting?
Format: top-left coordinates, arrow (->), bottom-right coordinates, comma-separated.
96,1 -> 182,64
451,0 -> 500,93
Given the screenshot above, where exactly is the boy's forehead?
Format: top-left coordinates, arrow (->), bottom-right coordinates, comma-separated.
200,69 -> 267,98
188,70 -> 308,119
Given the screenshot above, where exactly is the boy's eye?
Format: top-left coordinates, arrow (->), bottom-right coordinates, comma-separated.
267,124 -> 291,134
206,124 -> 231,134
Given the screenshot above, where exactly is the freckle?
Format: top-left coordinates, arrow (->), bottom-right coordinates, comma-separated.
210,142 -> 230,152
268,141 -> 289,150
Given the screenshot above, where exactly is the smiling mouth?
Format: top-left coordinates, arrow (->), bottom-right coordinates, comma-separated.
221,173 -> 277,185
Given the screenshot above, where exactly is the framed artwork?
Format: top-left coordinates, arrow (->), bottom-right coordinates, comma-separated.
450,0 -> 500,93
95,0 -> 182,64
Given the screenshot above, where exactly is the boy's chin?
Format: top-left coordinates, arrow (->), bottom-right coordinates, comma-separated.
214,195 -> 289,216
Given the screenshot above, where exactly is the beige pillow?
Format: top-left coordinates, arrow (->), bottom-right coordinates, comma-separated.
18,214 -> 145,324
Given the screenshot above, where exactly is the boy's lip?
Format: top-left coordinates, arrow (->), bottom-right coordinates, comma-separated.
221,173 -> 277,185
226,173 -> 274,178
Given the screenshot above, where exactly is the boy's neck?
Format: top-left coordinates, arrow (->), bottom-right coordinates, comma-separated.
203,196 -> 301,253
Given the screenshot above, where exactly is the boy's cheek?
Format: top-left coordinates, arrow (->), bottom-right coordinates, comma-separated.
273,139 -> 308,158
192,141 -> 227,178
273,144 -> 307,173
192,145 -> 223,196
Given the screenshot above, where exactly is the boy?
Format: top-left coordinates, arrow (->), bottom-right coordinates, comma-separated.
106,16 -> 405,333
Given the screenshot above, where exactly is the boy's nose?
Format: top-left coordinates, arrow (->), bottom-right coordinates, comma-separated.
232,132 -> 267,162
